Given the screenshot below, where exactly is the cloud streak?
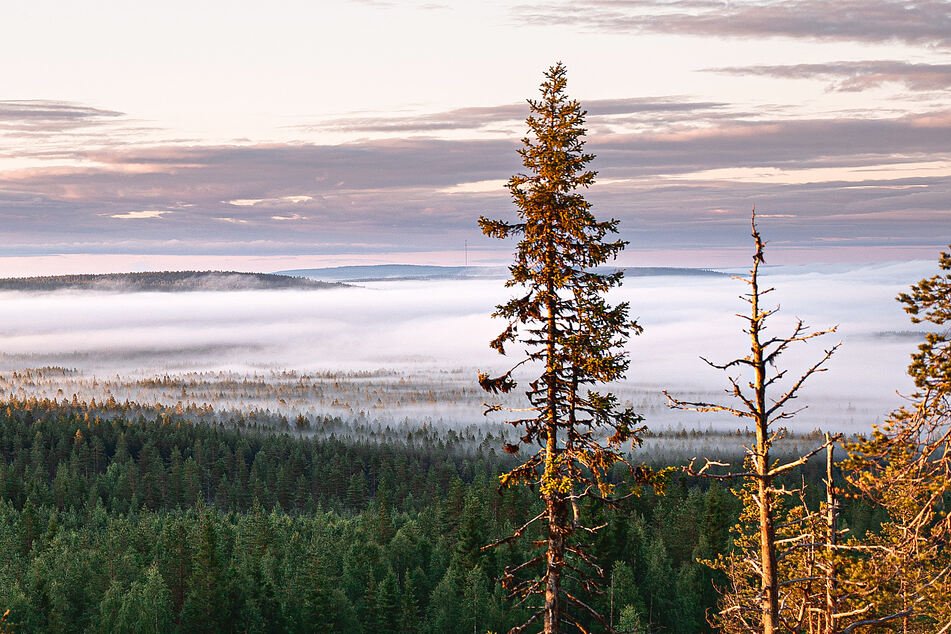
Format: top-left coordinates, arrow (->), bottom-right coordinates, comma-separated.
109,210 -> 173,219
708,60 -> 951,92
595,110 -> 951,174
514,0 -> 951,47
0,100 -> 123,132
302,97 -> 730,135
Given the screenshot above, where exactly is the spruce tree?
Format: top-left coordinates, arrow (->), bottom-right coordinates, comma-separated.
479,62 -> 647,634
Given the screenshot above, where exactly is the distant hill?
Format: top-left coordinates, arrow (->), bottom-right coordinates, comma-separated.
0,271 -> 348,292
621,266 -> 727,277
274,264 -> 506,282
275,264 -> 726,282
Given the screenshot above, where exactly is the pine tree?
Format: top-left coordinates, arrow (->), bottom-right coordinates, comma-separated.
398,572 -> 421,633
479,62 -> 649,633
180,506 -> 227,631
843,246 -> 951,631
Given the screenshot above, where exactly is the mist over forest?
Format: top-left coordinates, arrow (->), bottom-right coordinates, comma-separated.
0,262 -> 928,436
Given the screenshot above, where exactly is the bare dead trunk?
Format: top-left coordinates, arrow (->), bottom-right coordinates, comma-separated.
825,435 -> 837,633
757,443 -> 779,634
667,213 -> 840,634
752,251 -> 780,634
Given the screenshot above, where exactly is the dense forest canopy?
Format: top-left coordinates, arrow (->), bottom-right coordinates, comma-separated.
0,399 -> 884,633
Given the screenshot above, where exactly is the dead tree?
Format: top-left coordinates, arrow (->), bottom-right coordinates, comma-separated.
665,210 -> 840,634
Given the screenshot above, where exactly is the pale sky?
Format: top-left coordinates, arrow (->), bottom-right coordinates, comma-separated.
1,0 -> 950,274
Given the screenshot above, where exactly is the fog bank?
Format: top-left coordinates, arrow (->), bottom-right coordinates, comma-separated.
0,261 -> 933,433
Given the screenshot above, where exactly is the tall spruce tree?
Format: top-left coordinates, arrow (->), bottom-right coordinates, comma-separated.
479,62 -> 647,634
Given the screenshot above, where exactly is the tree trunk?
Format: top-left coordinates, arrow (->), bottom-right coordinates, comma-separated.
757,449 -> 779,634
752,260 -> 780,634
544,238 -> 563,634
824,435 -> 837,634
544,478 -> 566,634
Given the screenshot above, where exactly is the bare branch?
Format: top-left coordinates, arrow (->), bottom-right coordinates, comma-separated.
836,609 -> 914,634
766,343 -> 841,417
769,434 -> 842,478
481,511 -> 546,551
684,456 -> 756,480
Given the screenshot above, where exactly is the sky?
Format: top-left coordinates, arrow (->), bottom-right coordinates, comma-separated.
1,0 -> 950,275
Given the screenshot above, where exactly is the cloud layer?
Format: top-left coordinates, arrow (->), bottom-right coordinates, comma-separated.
0,100 -> 947,260
708,61 -> 951,92
1,0 -> 950,266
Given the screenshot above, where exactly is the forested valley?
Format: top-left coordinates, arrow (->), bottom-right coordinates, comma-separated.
0,399 -> 887,633
0,250 -> 947,633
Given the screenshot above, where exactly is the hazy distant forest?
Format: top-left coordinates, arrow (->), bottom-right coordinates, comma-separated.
0,271 -> 343,293
0,66 -> 949,634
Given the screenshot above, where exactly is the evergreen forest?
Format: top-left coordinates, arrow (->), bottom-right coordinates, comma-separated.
0,399 -> 886,633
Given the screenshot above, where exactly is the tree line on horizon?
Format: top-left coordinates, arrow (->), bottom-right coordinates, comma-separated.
0,271 -> 343,292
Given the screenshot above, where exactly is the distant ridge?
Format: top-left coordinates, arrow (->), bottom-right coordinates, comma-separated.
0,271 -> 347,292
274,264 -> 506,282
621,266 -> 727,277
276,264 -> 727,282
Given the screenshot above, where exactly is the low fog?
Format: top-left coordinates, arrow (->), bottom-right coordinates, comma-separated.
0,260 -> 934,434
